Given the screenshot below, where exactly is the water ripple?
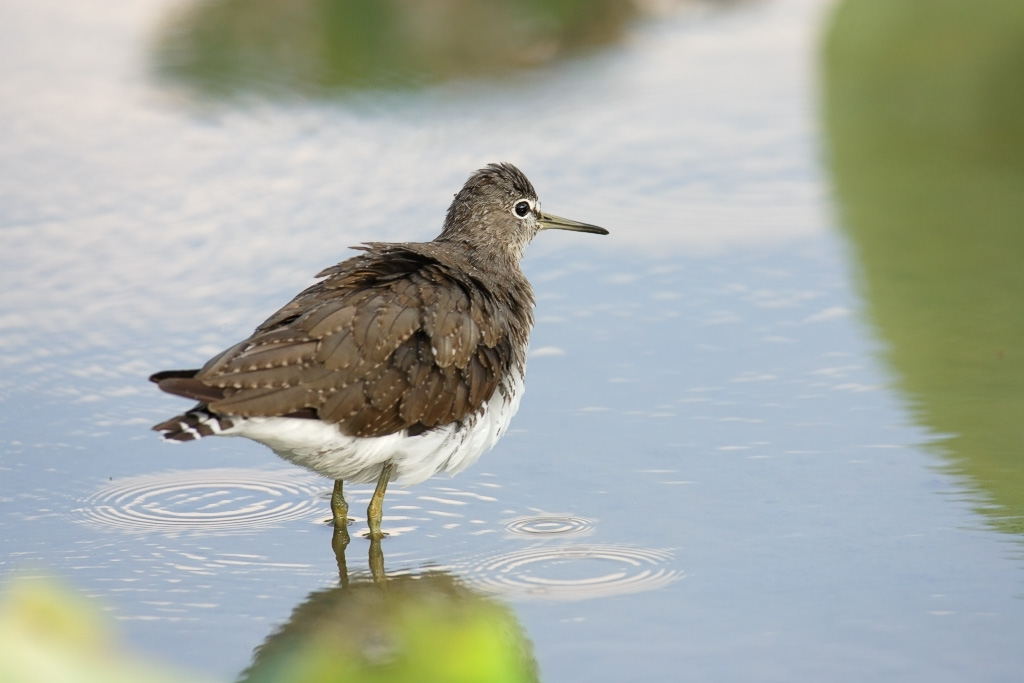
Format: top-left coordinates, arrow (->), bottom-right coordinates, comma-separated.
503,514 -> 596,538
456,544 -> 683,600
73,468 -> 325,534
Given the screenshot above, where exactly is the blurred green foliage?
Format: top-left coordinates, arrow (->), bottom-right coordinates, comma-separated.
152,0 -> 640,97
240,572 -> 538,683
823,0 -> 1024,534
1,572 -> 536,683
0,578 -> 205,683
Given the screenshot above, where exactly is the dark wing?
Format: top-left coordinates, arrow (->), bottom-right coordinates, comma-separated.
154,246 -> 513,438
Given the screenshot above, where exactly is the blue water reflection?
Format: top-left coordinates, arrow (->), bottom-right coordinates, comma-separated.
1,0 -> 1022,681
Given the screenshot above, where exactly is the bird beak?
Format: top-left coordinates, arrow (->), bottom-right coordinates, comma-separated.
538,212 -> 609,235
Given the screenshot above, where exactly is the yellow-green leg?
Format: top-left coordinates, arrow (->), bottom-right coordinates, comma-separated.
330,479 -> 349,527
367,462 -> 393,540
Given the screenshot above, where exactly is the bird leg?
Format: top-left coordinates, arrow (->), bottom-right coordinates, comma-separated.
330,479 -> 349,527
366,462 -> 393,540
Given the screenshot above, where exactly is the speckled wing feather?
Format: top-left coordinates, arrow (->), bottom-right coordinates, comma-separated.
170,244 -> 516,438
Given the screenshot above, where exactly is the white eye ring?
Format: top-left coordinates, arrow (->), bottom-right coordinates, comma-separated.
513,199 -> 532,218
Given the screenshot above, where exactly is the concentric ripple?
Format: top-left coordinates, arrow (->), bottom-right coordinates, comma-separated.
456,544 -> 683,601
503,514 -> 596,538
73,468 -> 326,533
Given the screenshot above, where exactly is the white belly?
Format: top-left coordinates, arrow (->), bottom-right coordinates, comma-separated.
218,371 -> 525,485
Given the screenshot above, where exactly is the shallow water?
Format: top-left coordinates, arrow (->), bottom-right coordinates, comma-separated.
2,0 -> 1023,681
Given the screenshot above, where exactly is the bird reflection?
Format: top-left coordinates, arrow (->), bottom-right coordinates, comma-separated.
330,524 -> 388,588
238,529 -> 539,683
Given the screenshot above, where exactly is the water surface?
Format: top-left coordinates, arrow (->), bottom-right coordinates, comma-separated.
1,0 -> 1022,681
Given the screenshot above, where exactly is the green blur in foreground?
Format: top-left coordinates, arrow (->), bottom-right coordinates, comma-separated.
0,572 -> 536,683
0,578 -> 204,683
823,0 -> 1024,534
239,572 -> 538,683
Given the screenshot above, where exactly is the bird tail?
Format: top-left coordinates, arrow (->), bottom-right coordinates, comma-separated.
152,408 -> 235,442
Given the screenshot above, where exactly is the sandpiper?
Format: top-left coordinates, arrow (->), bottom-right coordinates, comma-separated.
150,162 -> 608,539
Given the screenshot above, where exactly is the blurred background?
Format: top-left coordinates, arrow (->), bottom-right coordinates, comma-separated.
1,0 -> 1022,681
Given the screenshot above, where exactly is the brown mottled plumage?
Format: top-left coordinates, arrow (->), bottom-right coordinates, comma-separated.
154,241 -> 530,437
150,163 -> 607,539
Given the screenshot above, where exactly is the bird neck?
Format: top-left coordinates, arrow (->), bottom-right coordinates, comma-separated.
432,211 -> 530,276
420,238 -> 535,319
439,235 -> 522,272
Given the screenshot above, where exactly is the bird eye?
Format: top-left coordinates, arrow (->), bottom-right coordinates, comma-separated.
514,200 -> 531,218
